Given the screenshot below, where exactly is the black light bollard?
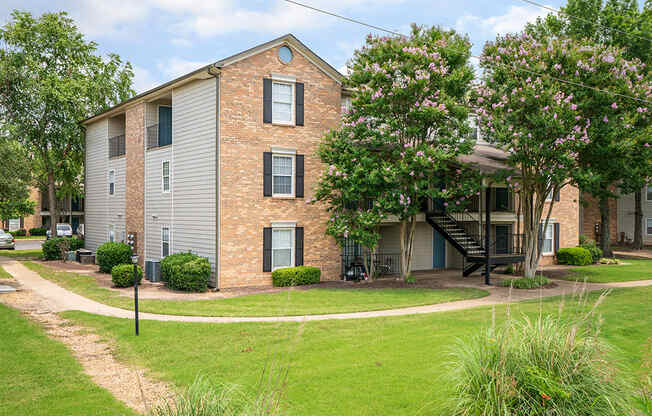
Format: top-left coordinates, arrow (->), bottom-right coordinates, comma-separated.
131,254 -> 139,336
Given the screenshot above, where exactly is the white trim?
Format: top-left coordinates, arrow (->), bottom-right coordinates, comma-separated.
271,221 -> 297,228
271,73 -> 296,83
646,218 -> 652,236
541,222 -> 555,256
161,225 -> 170,258
108,224 -> 115,242
271,80 -> 295,126
271,227 -> 295,271
108,169 -> 115,196
162,160 -> 171,193
271,146 -> 296,155
271,153 -> 295,197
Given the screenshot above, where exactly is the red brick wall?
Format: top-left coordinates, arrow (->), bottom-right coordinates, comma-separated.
218,45 -> 342,288
539,185 -> 581,266
125,104 -> 145,265
23,187 -> 42,232
581,192 -> 618,244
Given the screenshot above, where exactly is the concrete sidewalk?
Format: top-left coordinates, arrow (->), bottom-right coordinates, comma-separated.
2,258 -> 651,323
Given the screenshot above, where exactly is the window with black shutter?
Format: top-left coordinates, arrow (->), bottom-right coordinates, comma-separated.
263,227 -> 272,272
296,82 -> 304,126
263,152 -> 273,196
295,155 -> 304,198
263,78 -> 273,123
295,227 -> 304,266
554,223 -> 560,254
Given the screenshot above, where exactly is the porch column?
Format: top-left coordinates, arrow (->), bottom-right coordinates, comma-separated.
485,186 -> 491,285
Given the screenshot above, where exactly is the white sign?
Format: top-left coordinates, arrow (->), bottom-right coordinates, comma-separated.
8,218 -> 20,231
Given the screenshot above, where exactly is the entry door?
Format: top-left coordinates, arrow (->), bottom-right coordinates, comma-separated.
495,225 -> 510,254
433,230 -> 446,269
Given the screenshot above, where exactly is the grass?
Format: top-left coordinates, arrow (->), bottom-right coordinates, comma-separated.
554,258 -> 652,283
65,286 -> 652,415
0,265 -> 11,279
498,275 -> 549,289
13,235 -> 45,240
23,262 -> 489,317
0,249 -> 42,259
0,303 -> 137,416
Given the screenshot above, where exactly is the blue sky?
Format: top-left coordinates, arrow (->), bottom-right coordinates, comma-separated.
1,0 -> 565,93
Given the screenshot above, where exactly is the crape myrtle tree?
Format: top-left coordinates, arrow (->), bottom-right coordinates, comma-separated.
313,25 -> 481,280
475,33 -> 594,278
528,0 -> 652,250
0,11 -> 134,238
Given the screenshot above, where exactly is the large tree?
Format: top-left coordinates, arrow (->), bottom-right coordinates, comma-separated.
313,25 -> 480,280
0,140 -> 34,224
528,0 -> 652,251
0,11 -> 134,237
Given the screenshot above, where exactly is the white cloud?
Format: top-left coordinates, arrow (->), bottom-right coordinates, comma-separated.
456,5 -> 550,36
157,57 -> 207,79
132,65 -> 160,93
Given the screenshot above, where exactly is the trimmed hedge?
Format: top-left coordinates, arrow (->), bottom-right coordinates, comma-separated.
42,237 -> 85,260
12,229 -> 26,236
557,247 -> 593,266
111,264 -> 143,288
161,252 -> 211,292
96,242 -> 132,273
272,266 -> 321,287
28,227 -> 47,236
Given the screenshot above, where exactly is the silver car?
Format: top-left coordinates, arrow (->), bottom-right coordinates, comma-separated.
0,231 -> 15,250
46,223 -> 73,239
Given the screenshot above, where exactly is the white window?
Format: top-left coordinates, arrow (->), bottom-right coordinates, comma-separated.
162,161 -> 170,193
108,170 -> 115,195
272,228 -> 294,270
542,223 -> 554,254
108,224 -> 115,242
647,218 -> 652,236
272,81 -> 294,124
272,155 -> 294,196
647,186 -> 652,202
162,226 -> 170,257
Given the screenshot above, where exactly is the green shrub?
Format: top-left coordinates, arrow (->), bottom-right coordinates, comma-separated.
42,237 -> 86,261
577,236 -> 602,263
28,227 -> 47,236
162,252 -> 211,292
96,242 -> 132,273
599,257 -> 620,265
68,238 -> 84,251
499,275 -> 549,289
12,229 -> 26,236
272,266 -> 321,287
556,247 -> 592,266
447,304 -> 632,415
405,274 -> 417,284
111,264 -> 142,288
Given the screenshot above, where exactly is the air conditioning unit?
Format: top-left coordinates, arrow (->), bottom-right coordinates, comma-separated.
145,260 -> 162,282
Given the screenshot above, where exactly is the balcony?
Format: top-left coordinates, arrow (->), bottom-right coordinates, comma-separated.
108,134 -> 126,158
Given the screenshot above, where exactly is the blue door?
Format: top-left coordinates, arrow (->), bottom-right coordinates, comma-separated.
158,106 -> 172,146
433,230 -> 446,269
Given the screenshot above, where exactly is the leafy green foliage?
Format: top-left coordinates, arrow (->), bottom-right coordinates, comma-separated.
42,237 -> 84,261
28,227 -> 46,236
578,235 -> 603,263
272,266 -> 321,287
96,242 -> 132,273
12,229 -> 26,236
313,25 -> 480,278
557,247 -> 593,266
111,264 -> 142,288
162,253 -> 211,292
498,275 -> 549,289
0,140 -> 34,221
447,304 -> 632,415
0,11 -> 134,237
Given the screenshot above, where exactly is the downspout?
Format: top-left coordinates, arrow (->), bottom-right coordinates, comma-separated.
208,65 -> 221,289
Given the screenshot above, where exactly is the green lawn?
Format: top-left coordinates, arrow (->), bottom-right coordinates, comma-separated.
554,258 -> 652,283
65,286 -> 652,415
24,262 -> 488,317
13,235 -> 45,240
0,265 -> 11,279
0,304 -> 137,416
0,249 -> 42,259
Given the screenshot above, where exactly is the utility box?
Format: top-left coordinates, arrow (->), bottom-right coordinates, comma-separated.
145,260 -> 162,282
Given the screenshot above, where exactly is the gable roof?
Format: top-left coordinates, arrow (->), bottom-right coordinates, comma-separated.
82,34 -> 344,125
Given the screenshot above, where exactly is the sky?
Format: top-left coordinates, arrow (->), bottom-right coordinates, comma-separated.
1,0 -> 566,93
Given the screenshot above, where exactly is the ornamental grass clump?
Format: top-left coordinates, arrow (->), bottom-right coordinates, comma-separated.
447,292 -> 632,415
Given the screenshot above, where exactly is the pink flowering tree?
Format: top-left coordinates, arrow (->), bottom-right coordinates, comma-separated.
313,25 -> 481,280
476,34 -> 592,277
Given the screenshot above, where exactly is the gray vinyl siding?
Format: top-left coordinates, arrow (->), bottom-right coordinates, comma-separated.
108,116 -> 124,138
171,78 -> 217,272
378,222 -> 435,271
84,119 -> 109,252
107,157 -> 126,242
145,147 -> 172,261
618,188 -> 652,244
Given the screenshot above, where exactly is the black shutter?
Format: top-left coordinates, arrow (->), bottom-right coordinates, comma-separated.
295,82 -> 304,126
263,152 -> 272,197
263,227 -> 272,272
537,223 -> 544,254
295,154 -> 304,198
554,223 -> 560,254
263,78 -> 272,124
554,189 -> 560,202
295,227 -> 304,266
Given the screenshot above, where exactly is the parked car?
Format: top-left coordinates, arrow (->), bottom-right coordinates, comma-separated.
46,223 -> 73,239
0,231 -> 15,250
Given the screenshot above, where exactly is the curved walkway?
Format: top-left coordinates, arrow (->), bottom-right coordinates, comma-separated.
2,259 -> 652,323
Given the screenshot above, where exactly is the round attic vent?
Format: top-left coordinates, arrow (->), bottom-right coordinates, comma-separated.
278,46 -> 293,64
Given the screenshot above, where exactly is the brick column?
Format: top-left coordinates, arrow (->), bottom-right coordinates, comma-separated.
125,104 -> 145,265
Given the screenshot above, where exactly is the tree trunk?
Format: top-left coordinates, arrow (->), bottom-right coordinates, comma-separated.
599,196 -> 613,257
47,171 -> 57,238
633,190 -> 643,250
362,245 -> 377,280
399,216 -> 417,280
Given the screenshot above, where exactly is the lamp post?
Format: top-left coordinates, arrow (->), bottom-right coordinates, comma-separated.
131,254 -> 139,336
